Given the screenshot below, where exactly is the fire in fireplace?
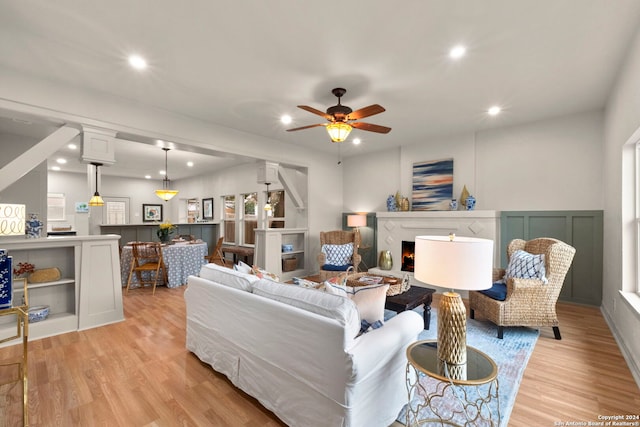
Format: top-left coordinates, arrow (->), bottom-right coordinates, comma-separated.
401,240 -> 415,272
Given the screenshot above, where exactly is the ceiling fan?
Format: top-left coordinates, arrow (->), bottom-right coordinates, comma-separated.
287,88 -> 391,142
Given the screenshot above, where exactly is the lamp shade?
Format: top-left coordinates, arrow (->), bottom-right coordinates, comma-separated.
0,204 -> 26,236
414,235 -> 493,291
326,122 -> 352,142
347,214 -> 366,228
155,189 -> 179,202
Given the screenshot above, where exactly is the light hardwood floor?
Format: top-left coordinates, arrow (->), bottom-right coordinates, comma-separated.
1,287 -> 639,426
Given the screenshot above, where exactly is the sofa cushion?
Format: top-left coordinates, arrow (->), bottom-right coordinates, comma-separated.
479,281 -> 508,301
504,250 -> 548,284
200,263 -> 260,292
324,280 -> 389,324
321,243 -> 354,266
253,280 -> 360,338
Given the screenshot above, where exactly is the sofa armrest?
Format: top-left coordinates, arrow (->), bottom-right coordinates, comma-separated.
347,310 -> 423,378
505,277 -> 552,303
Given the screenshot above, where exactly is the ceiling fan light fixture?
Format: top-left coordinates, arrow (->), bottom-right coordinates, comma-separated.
326,122 -> 352,143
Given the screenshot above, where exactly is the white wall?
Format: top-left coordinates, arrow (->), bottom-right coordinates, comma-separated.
602,24 -> 640,386
343,110 -> 604,213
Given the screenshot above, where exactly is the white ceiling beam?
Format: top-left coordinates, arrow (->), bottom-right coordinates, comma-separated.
0,125 -> 80,193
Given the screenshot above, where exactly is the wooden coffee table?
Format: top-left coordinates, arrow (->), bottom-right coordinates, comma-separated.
385,286 -> 435,330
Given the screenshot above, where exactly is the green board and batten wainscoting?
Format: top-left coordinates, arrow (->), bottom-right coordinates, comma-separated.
501,211 -> 603,306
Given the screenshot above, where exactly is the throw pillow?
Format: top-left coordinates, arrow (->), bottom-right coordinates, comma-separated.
250,265 -> 280,282
324,280 -> 389,324
321,243 -> 354,266
504,250 -> 548,284
233,260 -> 252,274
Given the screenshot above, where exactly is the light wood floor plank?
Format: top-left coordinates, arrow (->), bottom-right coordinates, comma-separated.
0,286 -> 638,426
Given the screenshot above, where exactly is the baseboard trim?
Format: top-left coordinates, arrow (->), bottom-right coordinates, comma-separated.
600,305 -> 640,389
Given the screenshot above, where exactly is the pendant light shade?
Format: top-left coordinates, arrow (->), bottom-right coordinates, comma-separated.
156,148 -> 178,202
326,122 -> 352,143
88,162 -> 104,207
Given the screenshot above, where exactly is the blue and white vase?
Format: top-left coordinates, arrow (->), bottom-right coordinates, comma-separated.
449,199 -> 458,210
0,249 -> 12,309
386,195 -> 397,212
465,195 -> 476,211
25,213 -> 43,239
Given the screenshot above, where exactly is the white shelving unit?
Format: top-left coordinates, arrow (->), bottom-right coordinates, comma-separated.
254,228 -> 308,281
0,235 -> 123,347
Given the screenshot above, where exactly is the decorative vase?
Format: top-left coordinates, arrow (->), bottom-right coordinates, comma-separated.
449,199 -> 458,210
401,197 -> 410,211
379,250 -> 393,270
386,195 -> 397,212
465,195 -> 476,211
25,213 -> 43,239
158,232 -> 171,243
0,249 -> 13,309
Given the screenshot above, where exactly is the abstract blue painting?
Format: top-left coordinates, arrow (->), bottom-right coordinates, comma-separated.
412,158 -> 454,210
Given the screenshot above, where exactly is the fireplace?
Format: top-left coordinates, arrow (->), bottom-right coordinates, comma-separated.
401,240 -> 415,272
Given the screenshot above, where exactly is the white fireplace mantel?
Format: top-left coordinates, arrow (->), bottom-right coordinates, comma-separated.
375,210 -> 500,274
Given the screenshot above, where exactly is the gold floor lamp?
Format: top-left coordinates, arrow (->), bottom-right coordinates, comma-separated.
414,234 -> 493,376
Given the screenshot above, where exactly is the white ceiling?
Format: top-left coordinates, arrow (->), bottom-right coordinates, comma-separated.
1,0 -> 640,178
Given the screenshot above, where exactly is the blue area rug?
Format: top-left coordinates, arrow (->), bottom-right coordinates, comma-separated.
388,306 -> 539,426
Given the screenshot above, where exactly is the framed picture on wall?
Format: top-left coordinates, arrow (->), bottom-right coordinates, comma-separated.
142,204 -> 163,222
202,197 -> 214,220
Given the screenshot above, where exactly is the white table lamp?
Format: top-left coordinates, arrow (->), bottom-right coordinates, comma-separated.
414,234 -> 493,370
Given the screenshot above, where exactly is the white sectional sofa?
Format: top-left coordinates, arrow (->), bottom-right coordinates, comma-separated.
184,263 -> 424,427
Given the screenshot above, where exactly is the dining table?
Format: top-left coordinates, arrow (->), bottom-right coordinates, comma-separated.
120,241 -> 208,289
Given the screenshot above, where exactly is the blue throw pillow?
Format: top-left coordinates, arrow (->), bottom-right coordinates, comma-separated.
322,243 -> 354,266
479,281 -> 508,301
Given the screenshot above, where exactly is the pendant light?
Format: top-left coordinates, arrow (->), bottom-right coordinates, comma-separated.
88,162 -> 105,207
155,148 -> 179,202
264,182 -> 272,214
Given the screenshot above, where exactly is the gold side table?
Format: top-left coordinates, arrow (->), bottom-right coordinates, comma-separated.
0,278 -> 29,426
406,340 -> 499,427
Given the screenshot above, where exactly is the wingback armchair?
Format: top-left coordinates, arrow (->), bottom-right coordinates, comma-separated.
469,237 -> 576,339
317,230 -> 361,281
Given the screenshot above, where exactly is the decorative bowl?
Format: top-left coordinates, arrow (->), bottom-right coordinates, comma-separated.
28,305 -> 50,323
282,244 -> 294,252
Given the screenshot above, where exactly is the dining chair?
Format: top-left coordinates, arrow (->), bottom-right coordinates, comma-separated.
205,236 -> 226,266
126,242 -> 168,295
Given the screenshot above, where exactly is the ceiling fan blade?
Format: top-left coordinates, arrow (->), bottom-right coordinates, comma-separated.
286,123 -> 326,132
297,105 -> 332,120
351,121 -> 392,134
347,104 -> 385,120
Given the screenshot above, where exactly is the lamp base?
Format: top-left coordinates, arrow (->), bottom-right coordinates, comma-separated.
437,291 -> 467,367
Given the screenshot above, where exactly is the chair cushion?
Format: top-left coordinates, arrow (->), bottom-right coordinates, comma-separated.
479,281 -> 508,301
321,263 -> 353,271
504,250 -> 548,283
321,243 -> 354,266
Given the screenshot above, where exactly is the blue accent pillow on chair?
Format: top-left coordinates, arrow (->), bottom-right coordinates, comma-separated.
479,281 -> 508,301
322,243 -> 354,266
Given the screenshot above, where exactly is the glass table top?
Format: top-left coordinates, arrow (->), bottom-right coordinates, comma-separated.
407,340 -> 497,385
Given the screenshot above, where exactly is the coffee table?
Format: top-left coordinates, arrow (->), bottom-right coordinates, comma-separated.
385,286 -> 435,330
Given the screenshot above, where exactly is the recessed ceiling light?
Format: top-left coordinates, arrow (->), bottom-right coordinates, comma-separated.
281,115 -> 292,125
449,45 -> 467,59
51,166 -> 61,171
67,143 -> 77,150
56,158 -> 67,164
353,138 -> 361,145
128,54 -> 147,70
488,106 -> 501,116
160,170 -> 166,176
187,161 -> 194,167
145,175 -> 151,179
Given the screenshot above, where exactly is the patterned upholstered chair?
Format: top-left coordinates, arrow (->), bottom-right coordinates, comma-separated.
317,230 -> 361,281
469,237 -> 576,339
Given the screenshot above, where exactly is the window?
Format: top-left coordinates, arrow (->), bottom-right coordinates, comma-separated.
243,192 -> 257,245
47,193 -> 65,221
223,195 -> 236,244
267,189 -> 285,228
